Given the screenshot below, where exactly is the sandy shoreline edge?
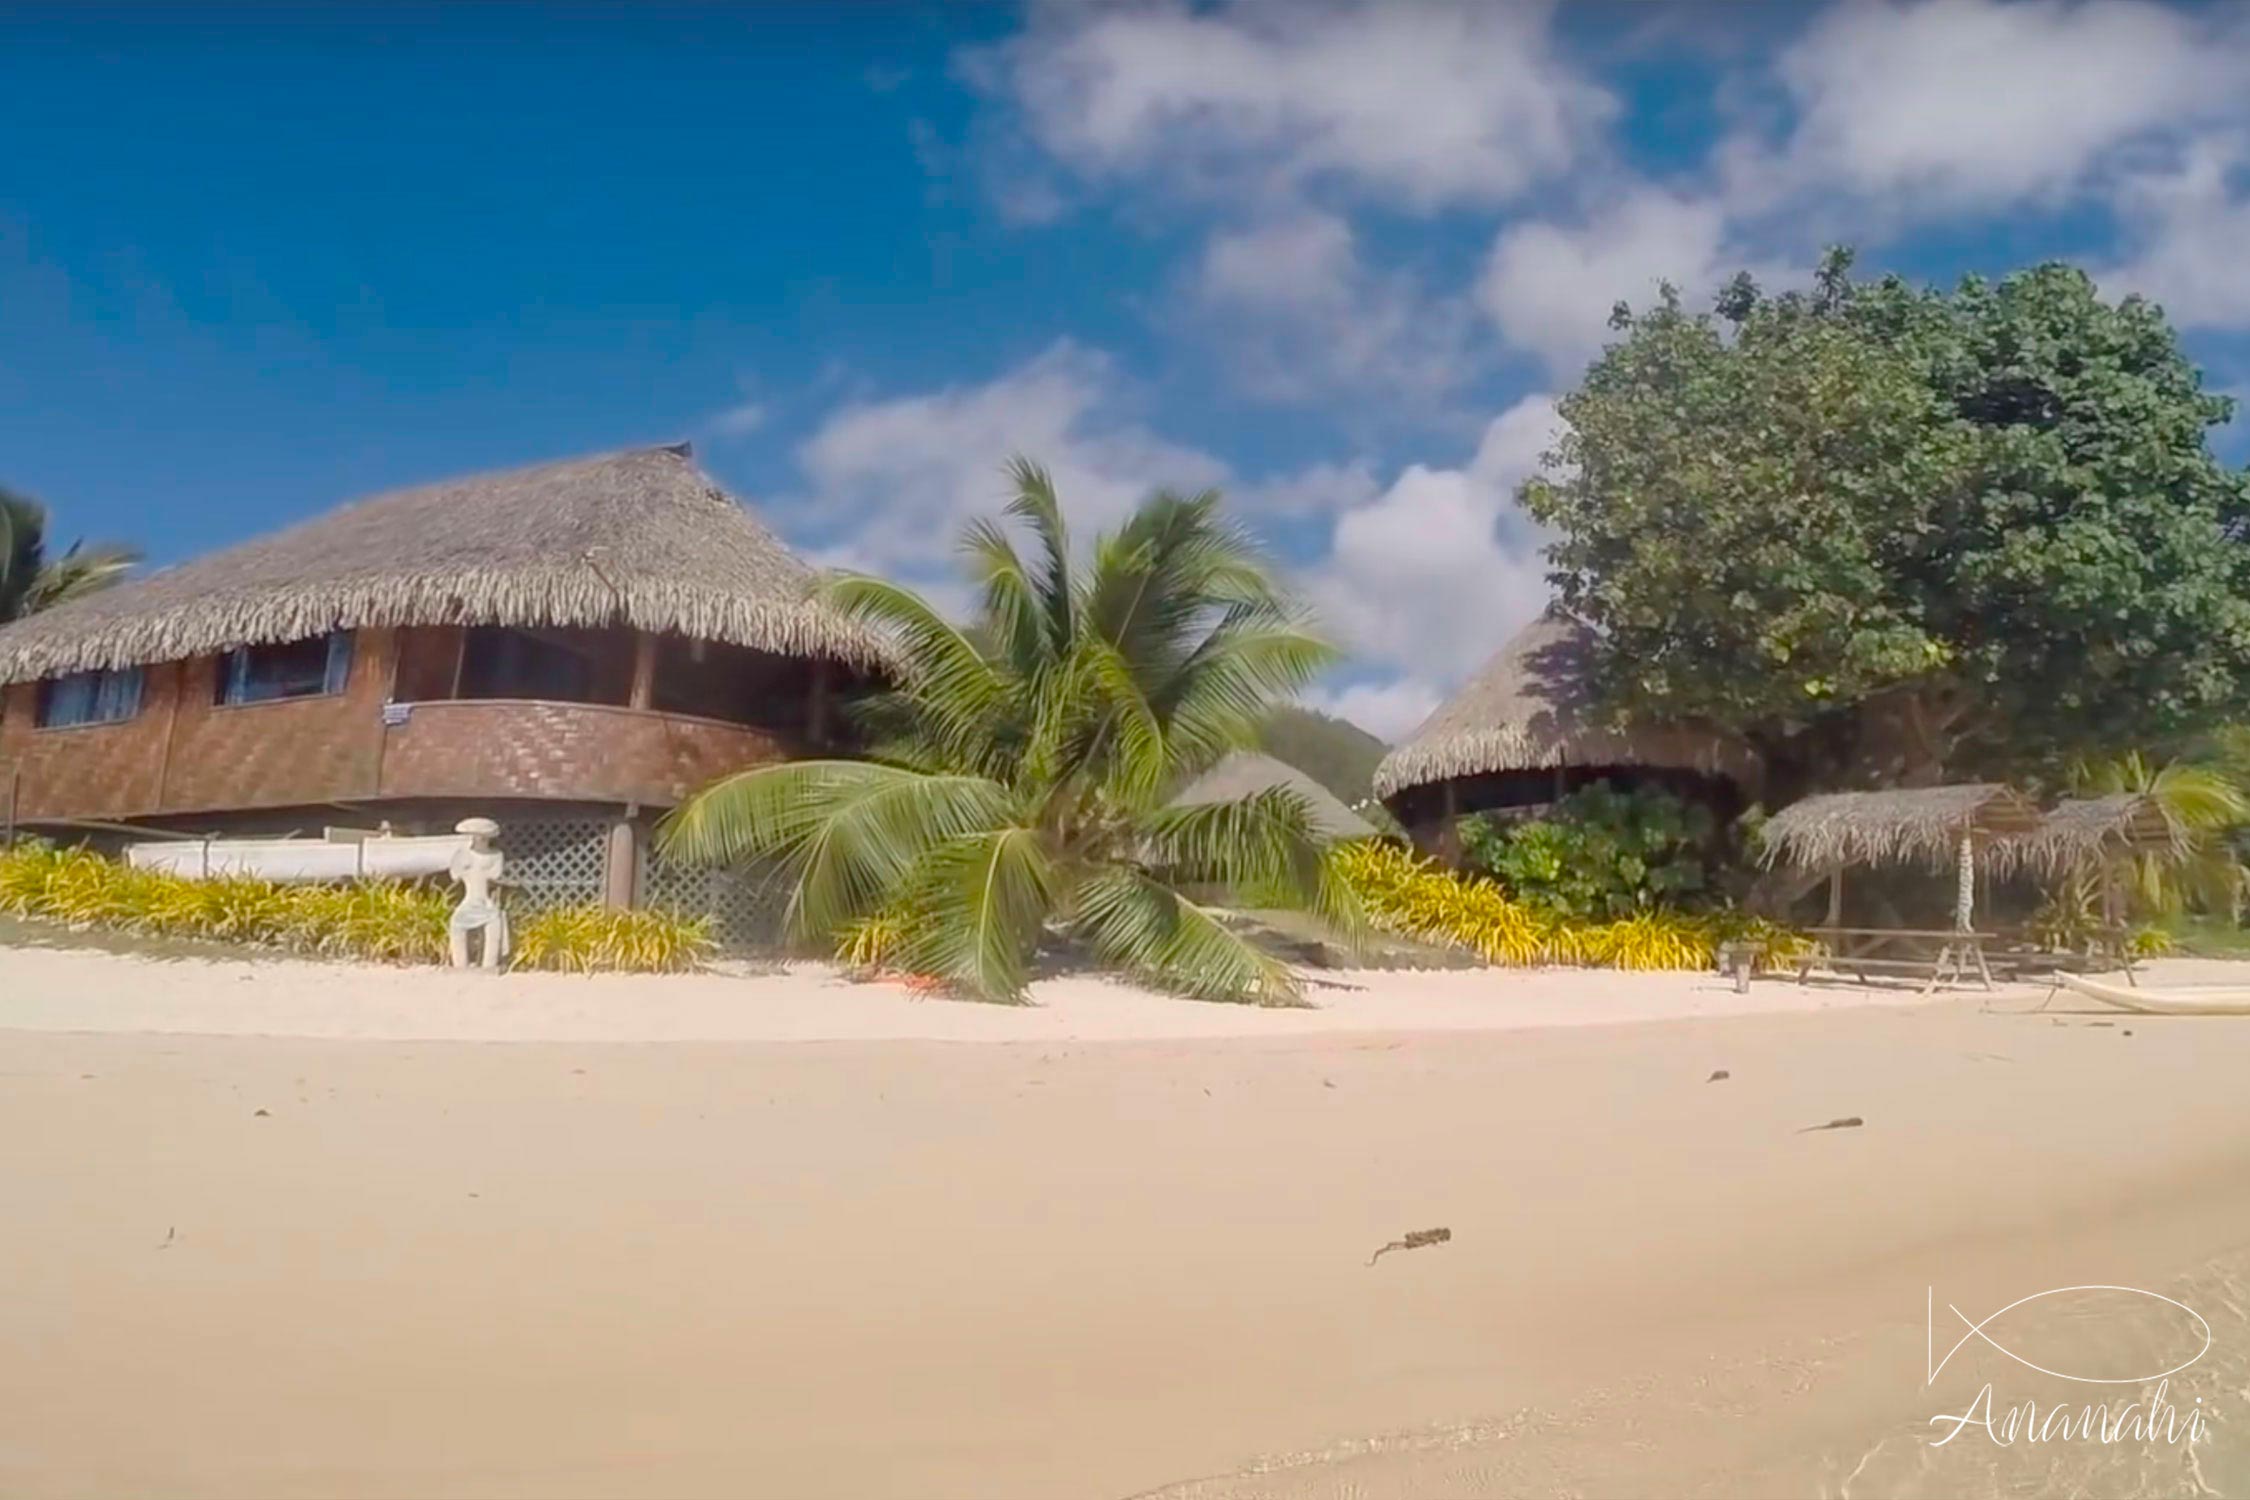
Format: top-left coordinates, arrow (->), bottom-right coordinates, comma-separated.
0,935 -> 2114,1045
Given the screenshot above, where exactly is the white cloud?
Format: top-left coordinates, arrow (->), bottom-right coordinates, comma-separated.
788,340 -> 1227,579
1188,211 -> 1475,404
710,400 -> 767,437
1302,677 -> 1442,745
976,1 -> 1611,210
1300,394 -> 1563,737
777,353 -> 1567,744
1478,190 -> 1739,375
1738,0 -> 2250,213
2101,135 -> 2250,329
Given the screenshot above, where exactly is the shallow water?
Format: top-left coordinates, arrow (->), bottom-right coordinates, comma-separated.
1140,1252 -> 2250,1500
1827,1254 -> 2250,1500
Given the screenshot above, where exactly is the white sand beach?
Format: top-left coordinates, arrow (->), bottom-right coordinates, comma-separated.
0,933 -> 2007,1045
7,942 -> 2250,1498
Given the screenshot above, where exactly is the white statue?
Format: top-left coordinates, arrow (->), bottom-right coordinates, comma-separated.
447,817 -> 509,971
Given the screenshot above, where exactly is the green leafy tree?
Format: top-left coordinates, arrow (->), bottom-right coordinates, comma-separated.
657,460 -> 1361,1003
1524,251 -> 2250,787
1,488 -> 140,622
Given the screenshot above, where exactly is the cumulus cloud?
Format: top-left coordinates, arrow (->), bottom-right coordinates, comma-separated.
1477,189 -> 1743,375
1302,677 -> 1444,745
1188,211 -> 1476,405
1733,0 -> 2250,213
786,341 -> 1227,580
973,0 -> 1611,210
1301,394 -> 1564,738
2100,135 -> 2250,330
775,350 -> 1566,742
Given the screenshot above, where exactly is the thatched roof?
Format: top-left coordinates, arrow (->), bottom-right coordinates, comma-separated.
1760,784 -> 2045,872
0,445 -> 887,685
1999,793 -> 2184,872
1372,615 -> 1758,801
1170,752 -> 1381,842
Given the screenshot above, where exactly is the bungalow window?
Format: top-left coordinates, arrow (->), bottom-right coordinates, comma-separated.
217,631 -> 354,706
37,667 -> 144,728
457,626 -> 630,703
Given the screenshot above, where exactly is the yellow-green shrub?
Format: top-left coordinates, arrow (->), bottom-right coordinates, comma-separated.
0,841 -> 712,973
511,904 -> 714,974
1331,840 -> 1805,972
0,841 -> 451,962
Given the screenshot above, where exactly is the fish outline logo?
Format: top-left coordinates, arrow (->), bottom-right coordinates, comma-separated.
1927,1285 -> 2213,1387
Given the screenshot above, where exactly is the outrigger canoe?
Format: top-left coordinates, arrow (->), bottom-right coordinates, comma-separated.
2052,971 -> 2250,1017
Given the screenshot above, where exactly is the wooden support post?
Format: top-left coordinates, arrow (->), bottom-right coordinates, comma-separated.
807,662 -> 830,745
1826,868 -> 1845,927
629,631 -> 657,712
1954,832 -> 1975,932
603,814 -> 640,910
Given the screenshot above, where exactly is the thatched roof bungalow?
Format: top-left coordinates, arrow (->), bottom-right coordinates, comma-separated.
1373,615 -> 1758,840
0,445 -> 880,923
1169,751 -> 1381,843
0,444 -> 884,682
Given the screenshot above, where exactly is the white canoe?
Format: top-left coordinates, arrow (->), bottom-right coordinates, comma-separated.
2052,971 -> 2250,1017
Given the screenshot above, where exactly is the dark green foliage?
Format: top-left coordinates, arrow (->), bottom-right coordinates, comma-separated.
1257,704 -> 1387,804
0,488 -> 139,622
1524,249 -> 2250,784
1457,783 -> 1716,920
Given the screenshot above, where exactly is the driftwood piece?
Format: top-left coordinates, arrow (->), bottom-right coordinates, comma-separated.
1367,1226 -> 1453,1266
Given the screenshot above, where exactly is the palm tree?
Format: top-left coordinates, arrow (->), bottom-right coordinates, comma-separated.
1,488 -> 140,622
657,459 -> 1362,1003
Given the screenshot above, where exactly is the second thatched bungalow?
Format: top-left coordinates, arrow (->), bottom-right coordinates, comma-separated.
1373,614 -> 1759,854
0,445 -> 885,928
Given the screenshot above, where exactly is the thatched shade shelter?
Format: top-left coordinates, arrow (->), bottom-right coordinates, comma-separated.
0,444 -> 886,684
1372,615 -> 1758,836
1761,784 -> 2044,930
2000,794 -> 2182,874
1169,752 -> 1380,842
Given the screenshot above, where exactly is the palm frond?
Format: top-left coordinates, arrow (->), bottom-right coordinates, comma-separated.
22,540 -> 138,612
823,572 -> 1014,774
892,827 -> 1055,1001
1138,787 -> 1367,946
655,760 -> 1014,942
961,516 -> 1050,682
1161,620 -> 1340,767
1073,867 -> 1300,1004
1003,455 -> 1075,658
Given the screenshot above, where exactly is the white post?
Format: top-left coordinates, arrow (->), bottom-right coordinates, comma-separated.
1954,832 -> 1974,932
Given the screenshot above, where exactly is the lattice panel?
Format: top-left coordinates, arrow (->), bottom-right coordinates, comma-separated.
642,854 -> 791,953
498,817 -> 609,912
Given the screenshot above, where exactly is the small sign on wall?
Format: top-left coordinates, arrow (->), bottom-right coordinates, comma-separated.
381,701 -> 412,727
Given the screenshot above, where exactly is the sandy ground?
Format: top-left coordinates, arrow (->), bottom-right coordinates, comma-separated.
7,943 -> 2250,1498
0,933 -> 2044,1044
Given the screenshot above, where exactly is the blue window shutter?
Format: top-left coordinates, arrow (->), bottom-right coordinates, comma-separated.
222,649 -> 249,705
324,631 -> 354,695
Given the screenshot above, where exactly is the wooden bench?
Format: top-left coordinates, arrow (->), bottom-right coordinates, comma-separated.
1794,926 -> 1997,993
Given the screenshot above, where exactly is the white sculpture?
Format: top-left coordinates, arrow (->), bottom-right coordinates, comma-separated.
447,817 -> 509,971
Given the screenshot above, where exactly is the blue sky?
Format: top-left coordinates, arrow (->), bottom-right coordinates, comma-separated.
5,2 -> 2250,738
